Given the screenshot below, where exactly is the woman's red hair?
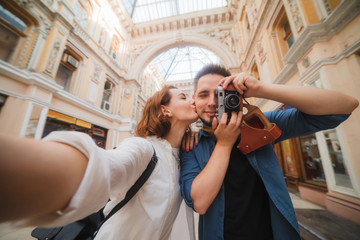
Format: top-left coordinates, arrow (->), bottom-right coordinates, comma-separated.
135,85 -> 176,138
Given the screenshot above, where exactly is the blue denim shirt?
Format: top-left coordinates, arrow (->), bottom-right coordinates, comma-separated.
180,108 -> 349,240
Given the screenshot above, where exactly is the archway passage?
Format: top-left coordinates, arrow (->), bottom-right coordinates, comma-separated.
152,46 -> 220,82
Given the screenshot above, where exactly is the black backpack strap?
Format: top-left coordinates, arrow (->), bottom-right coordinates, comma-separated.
93,146 -> 158,237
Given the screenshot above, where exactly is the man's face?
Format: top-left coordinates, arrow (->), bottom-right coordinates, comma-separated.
193,74 -> 224,127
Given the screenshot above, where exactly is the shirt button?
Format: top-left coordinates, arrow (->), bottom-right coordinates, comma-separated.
219,212 -> 223,217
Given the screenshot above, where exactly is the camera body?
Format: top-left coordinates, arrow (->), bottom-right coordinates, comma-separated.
216,84 -> 241,122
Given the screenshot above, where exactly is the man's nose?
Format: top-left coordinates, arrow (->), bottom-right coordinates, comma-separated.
208,94 -> 217,106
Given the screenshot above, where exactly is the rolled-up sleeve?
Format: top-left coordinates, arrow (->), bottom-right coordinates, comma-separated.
179,150 -> 199,209
265,109 -> 350,143
14,131 -> 153,227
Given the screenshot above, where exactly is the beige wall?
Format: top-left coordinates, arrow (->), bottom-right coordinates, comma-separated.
1,0 -> 359,222
0,0 -> 162,148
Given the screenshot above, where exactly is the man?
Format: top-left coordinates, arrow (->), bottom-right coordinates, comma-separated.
179,64 -> 358,240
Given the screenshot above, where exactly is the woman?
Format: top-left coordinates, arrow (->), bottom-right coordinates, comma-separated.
0,85 -> 198,239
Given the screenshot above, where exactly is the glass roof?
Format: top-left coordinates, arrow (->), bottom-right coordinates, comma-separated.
123,0 -> 227,24
152,46 -> 220,82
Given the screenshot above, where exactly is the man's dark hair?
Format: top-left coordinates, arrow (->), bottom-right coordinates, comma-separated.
194,64 -> 231,90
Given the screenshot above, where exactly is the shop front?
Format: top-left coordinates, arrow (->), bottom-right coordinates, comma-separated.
43,110 -> 108,149
274,107 -> 357,210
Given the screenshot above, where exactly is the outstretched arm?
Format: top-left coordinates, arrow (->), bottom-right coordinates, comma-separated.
0,133 -> 88,223
222,73 -> 359,115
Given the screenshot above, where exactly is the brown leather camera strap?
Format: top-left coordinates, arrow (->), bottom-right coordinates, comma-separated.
201,127 -> 215,135
200,96 -> 281,154
237,100 -> 282,154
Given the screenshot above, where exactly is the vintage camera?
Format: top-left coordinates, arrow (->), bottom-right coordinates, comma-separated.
216,84 -> 241,122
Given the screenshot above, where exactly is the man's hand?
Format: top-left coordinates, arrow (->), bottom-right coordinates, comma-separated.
221,73 -> 262,98
213,111 -> 243,147
190,111 -> 243,214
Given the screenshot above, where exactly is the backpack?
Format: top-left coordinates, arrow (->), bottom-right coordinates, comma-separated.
31,148 -> 158,240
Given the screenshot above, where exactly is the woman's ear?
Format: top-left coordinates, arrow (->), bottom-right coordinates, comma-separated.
161,105 -> 172,117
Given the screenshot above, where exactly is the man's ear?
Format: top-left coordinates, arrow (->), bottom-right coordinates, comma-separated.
161,105 -> 172,117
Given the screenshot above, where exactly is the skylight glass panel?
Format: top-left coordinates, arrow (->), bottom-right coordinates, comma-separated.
152,46 -> 220,82
123,0 -> 135,16
126,0 -> 227,23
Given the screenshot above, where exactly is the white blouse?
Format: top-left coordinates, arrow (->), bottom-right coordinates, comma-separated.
14,131 -> 194,240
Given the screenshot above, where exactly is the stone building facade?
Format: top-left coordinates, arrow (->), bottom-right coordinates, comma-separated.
0,0 -> 359,225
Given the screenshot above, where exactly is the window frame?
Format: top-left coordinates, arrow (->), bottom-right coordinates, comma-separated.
0,2 -> 32,64
55,50 -> 81,92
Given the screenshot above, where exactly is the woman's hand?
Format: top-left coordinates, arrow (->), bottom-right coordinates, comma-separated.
181,125 -> 200,151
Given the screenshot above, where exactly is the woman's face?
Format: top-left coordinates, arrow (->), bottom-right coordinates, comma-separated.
165,88 -> 198,124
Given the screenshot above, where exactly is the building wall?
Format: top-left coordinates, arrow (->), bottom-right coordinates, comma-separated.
0,0 -> 163,148
1,0 -> 360,225
228,0 -> 360,224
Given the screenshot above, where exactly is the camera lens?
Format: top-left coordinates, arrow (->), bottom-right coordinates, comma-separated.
225,94 -> 240,110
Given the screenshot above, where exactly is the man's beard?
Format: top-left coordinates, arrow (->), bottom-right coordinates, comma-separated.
199,116 -> 213,128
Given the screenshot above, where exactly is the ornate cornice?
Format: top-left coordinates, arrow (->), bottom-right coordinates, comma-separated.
298,39 -> 360,84
283,0 -> 360,64
242,0 -> 277,65
132,8 -> 234,38
107,0 -> 134,35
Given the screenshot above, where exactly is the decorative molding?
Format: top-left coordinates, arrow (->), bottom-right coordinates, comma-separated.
241,0 -> 275,66
13,6 -> 53,69
13,0 -> 32,9
132,9 -> 233,38
107,0 -> 134,35
0,60 -> 123,124
323,0 -> 332,15
207,27 -> 236,53
298,39 -> 360,84
72,22 -> 90,43
90,63 -> 102,84
287,0 -> 304,32
0,87 -> 52,106
283,0 -> 360,64
123,87 -> 131,99
301,56 -> 310,68
45,39 -> 62,74
17,27 -> 35,67
98,27 -> 107,48
273,63 -> 298,84
300,71 -> 321,86
66,33 -> 128,84
256,39 -> 267,64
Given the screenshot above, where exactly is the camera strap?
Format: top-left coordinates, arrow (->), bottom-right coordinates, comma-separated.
237,99 -> 282,154
204,94 -> 282,154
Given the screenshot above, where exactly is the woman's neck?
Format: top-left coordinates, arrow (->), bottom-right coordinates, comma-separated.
164,122 -> 188,148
